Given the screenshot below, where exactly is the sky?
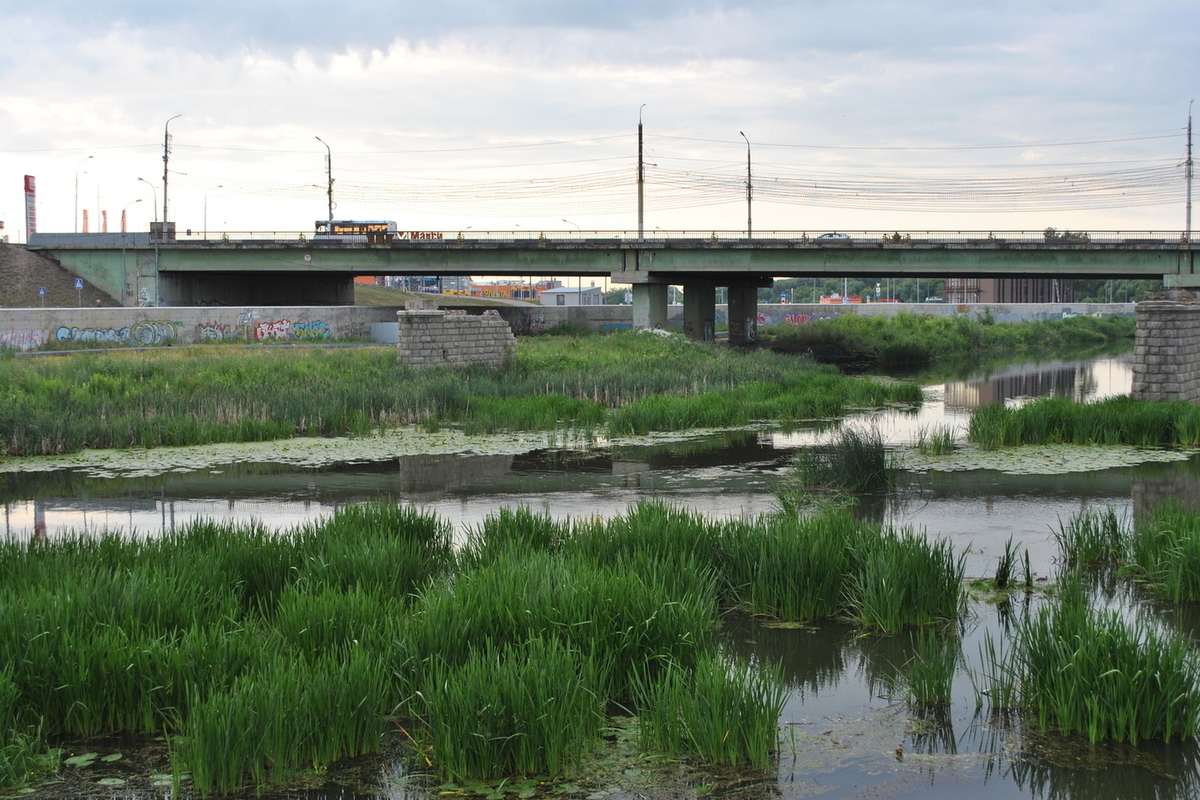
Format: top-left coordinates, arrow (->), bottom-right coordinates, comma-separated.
1,0 -> 1197,241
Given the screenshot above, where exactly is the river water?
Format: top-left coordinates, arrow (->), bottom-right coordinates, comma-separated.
7,348 -> 1200,799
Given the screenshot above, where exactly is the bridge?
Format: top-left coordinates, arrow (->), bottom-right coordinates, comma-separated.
30,228 -> 1195,339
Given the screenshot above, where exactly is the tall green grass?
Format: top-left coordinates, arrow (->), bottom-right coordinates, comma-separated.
417,638 -> 605,781
784,426 -> 898,493
635,653 -> 786,770
762,311 -> 1135,369
977,583 -> 1200,744
1124,501 -> 1200,603
0,333 -> 922,456
846,528 -> 967,633
969,396 -> 1200,449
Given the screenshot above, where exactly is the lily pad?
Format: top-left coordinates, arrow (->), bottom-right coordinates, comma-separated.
64,752 -> 98,767
99,753 -> 123,762
96,777 -> 126,786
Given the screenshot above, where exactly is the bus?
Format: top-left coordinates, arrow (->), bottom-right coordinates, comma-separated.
313,220 -> 396,244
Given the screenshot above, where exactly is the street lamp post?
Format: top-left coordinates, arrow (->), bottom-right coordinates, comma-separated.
562,219 -> 581,234
137,178 -> 159,223
121,198 -> 141,233
162,114 -> 182,230
204,185 -> 223,239
75,155 -> 93,233
739,131 -> 752,239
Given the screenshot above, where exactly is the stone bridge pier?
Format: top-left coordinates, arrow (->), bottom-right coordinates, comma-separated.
630,274 -> 771,344
1132,289 -> 1200,402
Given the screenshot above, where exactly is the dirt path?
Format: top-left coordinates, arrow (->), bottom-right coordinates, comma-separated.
0,244 -> 118,308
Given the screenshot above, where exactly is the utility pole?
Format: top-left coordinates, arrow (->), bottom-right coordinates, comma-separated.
637,105 -> 646,241
1187,101 -> 1194,242
162,115 -> 182,232
316,137 -> 334,222
740,131 -> 752,239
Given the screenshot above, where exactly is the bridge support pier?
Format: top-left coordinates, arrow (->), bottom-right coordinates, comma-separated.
683,282 -> 716,342
1132,290 -> 1200,402
727,285 -> 759,344
631,283 -> 669,330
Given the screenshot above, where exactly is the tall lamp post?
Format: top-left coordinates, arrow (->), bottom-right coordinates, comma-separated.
162,114 -> 182,231
137,178 -> 159,223
75,155 -> 93,233
315,136 -> 334,223
739,131 -> 752,239
204,185 -> 223,239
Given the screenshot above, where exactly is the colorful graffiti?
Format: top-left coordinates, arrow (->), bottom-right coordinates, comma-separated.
0,328 -> 52,351
254,319 -> 292,340
56,320 -> 180,346
253,318 -> 331,341
293,320 -> 331,340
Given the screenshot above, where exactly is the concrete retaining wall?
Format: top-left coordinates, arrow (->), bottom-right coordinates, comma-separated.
0,301 -> 1137,352
396,309 -> 515,367
0,306 -> 399,350
1131,291 -> 1200,403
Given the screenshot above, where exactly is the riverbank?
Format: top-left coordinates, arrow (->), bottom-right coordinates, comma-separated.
0,333 -> 921,457
760,311 -> 1135,369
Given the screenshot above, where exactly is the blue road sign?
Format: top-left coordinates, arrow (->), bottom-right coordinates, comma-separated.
74,278 -> 84,291
38,287 -> 46,296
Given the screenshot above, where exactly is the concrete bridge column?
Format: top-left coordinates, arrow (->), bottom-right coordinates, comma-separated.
1132,290 -> 1200,402
727,284 -> 759,344
683,282 -> 716,342
632,283 -> 669,330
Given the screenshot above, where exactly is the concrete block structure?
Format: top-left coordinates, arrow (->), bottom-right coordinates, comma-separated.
1132,290 -> 1200,402
395,307 -> 515,367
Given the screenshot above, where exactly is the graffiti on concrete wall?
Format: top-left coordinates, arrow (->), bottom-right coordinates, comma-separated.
195,322 -> 231,341
56,320 -> 180,346
254,318 -> 332,341
0,328 -> 52,351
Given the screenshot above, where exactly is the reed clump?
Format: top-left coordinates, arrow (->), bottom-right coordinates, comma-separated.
977,583 -> 1200,744
783,426 -> 899,494
968,395 -> 1200,449
0,333 -> 922,456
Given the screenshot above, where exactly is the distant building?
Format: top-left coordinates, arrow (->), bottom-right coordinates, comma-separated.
539,285 -> 604,306
945,278 -> 1074,304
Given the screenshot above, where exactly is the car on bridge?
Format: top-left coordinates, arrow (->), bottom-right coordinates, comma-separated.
815,232 -> 851,242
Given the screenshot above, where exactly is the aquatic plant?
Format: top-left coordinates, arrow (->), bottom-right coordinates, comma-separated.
914,424 -> 957,455
891,629 -> 961,707
785,426 -> 898,493
846,527 -> 967,633
968,395 -> 1199,449
977,582 -> 1200,744
416,637 -> 605,781
721,511 -> 860,621
1053,507 -> 1125,573
1124,501 -> 1200,603
634,653 -> 786,770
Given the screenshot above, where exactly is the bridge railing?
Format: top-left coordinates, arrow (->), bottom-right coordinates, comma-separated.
167,229 -> 1190,245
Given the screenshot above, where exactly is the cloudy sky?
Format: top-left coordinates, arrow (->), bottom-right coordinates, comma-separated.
1,0 -> 1196,239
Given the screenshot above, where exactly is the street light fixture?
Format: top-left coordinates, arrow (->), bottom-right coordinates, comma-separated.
562,219 -> 581,233
75,155 -> 93,233
204,185 -> 223,239
121,198 -> 141,233
739,131 -> 752,239
162,114 -> 182,228
137,178 -> 159,222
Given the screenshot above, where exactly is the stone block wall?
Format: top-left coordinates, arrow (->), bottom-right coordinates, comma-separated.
1132,290 -> 1200,403
396,309 -> 515,367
